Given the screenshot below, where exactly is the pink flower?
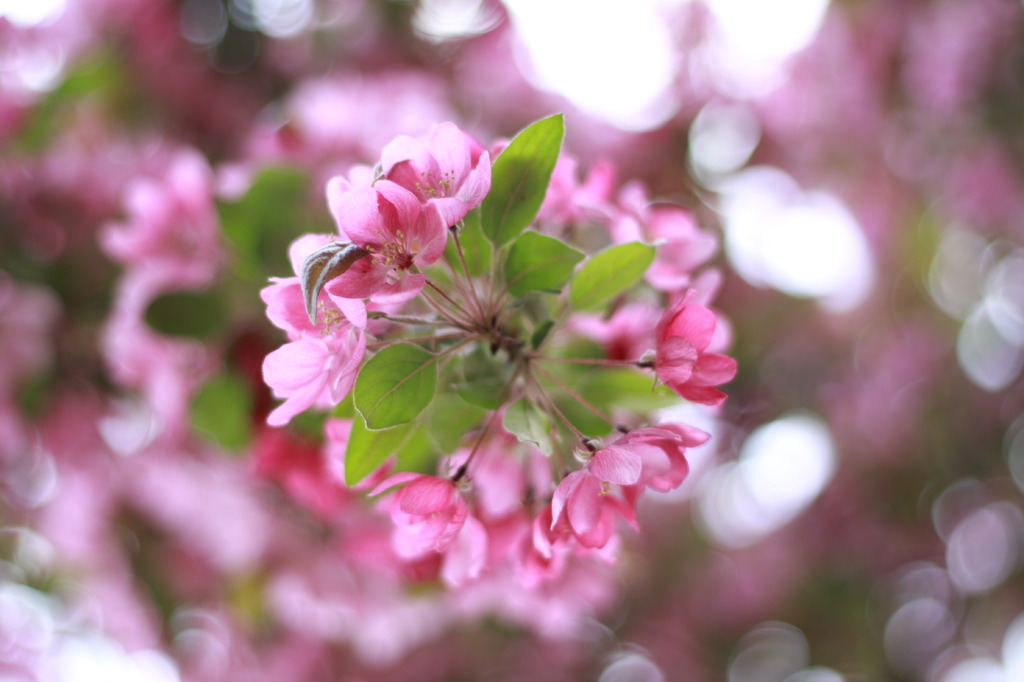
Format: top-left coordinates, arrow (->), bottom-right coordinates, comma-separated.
654,290 -> 737,407
100,149 -> 222,288
324,180 -> 446,300
570,301 -> 659,361
372,472 -> 468,556
260,236 -> 371,426
550,469 -> 633,549
261,326 -> 366,427
380,122 -> 492,226
609,182 -> 718,293
607,424 -> 709,492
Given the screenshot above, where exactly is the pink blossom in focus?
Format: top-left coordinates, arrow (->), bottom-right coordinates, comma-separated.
550,469 -> 633,549
654,290 -> 737,407
260,236 -> 370,426
608,424 -> 709,492
381,121 -> 492,226
261,326 -> 366,427
324,180 -> 446,300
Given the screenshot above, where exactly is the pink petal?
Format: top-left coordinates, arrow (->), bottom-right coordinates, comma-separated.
654,289 -> 696,340
370,273 -> 426,305
655,336 -> 697,383
432,496 -> 468,551
441,515 -> 488,587
325,258 -> 390,299
330,186 -> 384,247
663,303 -> 717,352
430,197 -> 472,229
589,446 -> 642,485
381,134 -> 431,178
457,150 -> 491,206
369,471 -> 421,496
691,352 -> 738,386
551,471 -> 585,529
660,423 -> 711,447
677,384 -> 728,407
427,122 -> 472,185
399,475 -> 459,515
375,180 -> 423,239
412,203 -> 448,265
385,159 -> 430,201
288,233 -> 334,277
326,293 -> 368,329
566,472 -> 603,536
263,338 -> 329,393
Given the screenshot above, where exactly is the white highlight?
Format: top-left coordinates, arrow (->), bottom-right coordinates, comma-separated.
729,622 -> 808,682
699,412 -> 835,548
945,503 -> 1021,595
701,0 -> 830,97
0,0 -> 65,27
719,166 -> 874,313
957,306 -> 1024,392
230,0 -> 313,38
412,0 -> 500,42
688,101 -> 761,183
504,0 -> 682,131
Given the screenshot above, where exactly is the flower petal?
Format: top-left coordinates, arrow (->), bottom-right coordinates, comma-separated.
589,446 -> 642,485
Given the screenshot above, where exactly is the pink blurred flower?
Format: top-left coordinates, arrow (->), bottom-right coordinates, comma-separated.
570,301 -> 659,361
381,121 -> 492,226
610,182 -> 718,293
654,290 -> 737,407
0,272 -> 60,400
372,472 -> 469,556
100,149 -> 222,288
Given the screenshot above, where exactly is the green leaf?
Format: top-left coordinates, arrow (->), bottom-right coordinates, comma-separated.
456,345 -> 511,409
503,398 -> 554,455
570,241 -> 656,310
505,231 -> 584,297
191,370 -> 252,451
145,290 -> 226,339
578,369 -> 677,412
531,320 -> 555,349
345,416 -> 415,485
481,114 -> 564,248
556,397 -> 612,437
395,430 -> 435,476
354,343 -> 438,429
426,393 -> 486,452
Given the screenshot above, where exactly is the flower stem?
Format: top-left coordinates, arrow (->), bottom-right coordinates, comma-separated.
530,355 -> 643,368
366,332 -> 470,351
450,228 -> 488,322
524,368 -> 588,444
451,365 -> 522,482
531,362 -> 616,426
425,279 -> 479,328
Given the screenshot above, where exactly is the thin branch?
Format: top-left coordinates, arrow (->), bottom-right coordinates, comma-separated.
451,365 -> 522,482
531,362 -> 615,426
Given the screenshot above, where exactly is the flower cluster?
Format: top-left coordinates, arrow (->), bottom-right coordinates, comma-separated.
261,116 -> 737,589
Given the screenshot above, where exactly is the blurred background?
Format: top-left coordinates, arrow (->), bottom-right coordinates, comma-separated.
3,0 -> 1024,680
